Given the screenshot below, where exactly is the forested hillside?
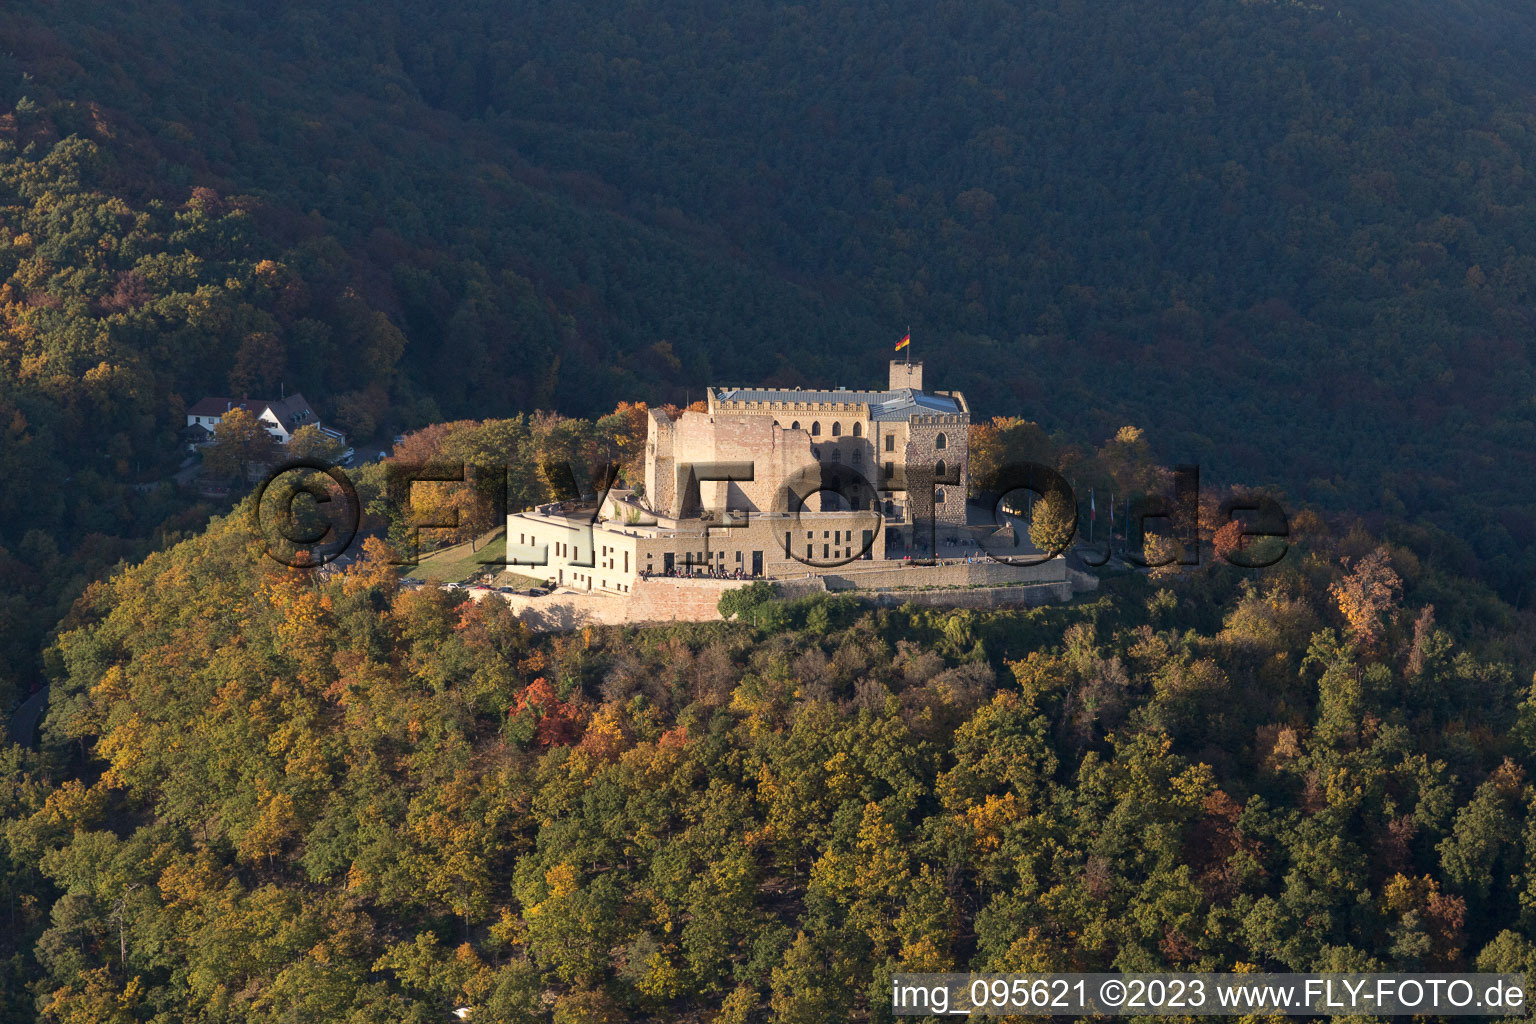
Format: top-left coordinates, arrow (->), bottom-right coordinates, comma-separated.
6,5 -> 1536,1017
2,489 -> 1535,1021
4,0 -> 1536,673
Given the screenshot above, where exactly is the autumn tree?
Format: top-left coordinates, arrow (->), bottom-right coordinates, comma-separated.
286,423 -> 347,464
507,677 -> 583,748
1028,486 -> 1076,555
1329,546 -> 1403,648
1144,529 -> 1184,578
1096,425 -> 1159,493
1212,518 -> 1246,564
229,331 -> 286,394
968,416 -> 1052,493
596,401 -> 651,489
202,407 -> 277,480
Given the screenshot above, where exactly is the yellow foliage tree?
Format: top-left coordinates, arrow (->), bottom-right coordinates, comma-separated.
1329,546 -> 1402,648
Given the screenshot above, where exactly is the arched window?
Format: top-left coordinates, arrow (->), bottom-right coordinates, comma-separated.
935,489 -> 946,504
852,449 -> 862,465
831,449 -> 841,462
831,422 -> 842,437
935,432 -> 948,450
791,421 -> 800,431
811,421 -> 821,436
852,422 -> 863,437
935,459 -> 947,480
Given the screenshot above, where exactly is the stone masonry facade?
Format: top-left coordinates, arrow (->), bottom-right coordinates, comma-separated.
507,359 -> 1065,605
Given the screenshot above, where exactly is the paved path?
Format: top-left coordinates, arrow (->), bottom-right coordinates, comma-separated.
8,686 -> 47,748
173,458 -> 203,485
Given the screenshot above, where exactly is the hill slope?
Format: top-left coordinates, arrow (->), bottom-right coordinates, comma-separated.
3,492 -> 1535,1020
3,0 -> 1536,682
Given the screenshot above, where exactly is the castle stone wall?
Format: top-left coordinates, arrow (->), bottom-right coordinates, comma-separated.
478,559 -> 1078,633
477,576 -> 750,630
904,416 -> 969,527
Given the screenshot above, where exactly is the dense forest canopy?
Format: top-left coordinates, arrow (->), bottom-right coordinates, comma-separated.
2,478 -> 1536,1021
3,0 -> 1536,648
5,3 -> 1536,1017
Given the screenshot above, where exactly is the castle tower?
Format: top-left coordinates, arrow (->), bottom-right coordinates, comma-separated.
889,359 -> 923,392
644,408 -> 678,515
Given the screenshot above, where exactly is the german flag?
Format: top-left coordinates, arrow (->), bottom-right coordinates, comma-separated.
894,332 -> 910,351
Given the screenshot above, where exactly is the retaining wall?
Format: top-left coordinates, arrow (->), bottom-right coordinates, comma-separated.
477,576 -> 750,630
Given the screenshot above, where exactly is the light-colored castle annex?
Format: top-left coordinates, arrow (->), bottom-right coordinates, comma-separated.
505,360 -> 1069,601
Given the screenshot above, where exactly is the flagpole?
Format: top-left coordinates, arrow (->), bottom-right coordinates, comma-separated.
906,324 -> 911,365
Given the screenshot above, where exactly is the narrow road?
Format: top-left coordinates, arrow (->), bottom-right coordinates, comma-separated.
173,457 -> 203,485
8,686 -> 48,748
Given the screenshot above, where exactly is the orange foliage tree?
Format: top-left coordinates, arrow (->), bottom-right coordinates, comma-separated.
1329,546 -> 1402,648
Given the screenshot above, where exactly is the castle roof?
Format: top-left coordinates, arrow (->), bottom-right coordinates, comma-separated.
712,386 -> 962,421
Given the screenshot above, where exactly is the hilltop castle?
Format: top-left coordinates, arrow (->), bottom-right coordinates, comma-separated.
649,359 -> 968,528
505,360 -> 1068,601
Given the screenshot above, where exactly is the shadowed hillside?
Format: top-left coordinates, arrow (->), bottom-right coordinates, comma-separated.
4,2 -> 1536,713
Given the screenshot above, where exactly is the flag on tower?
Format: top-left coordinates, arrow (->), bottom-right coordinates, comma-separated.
894,331 -> 910,351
